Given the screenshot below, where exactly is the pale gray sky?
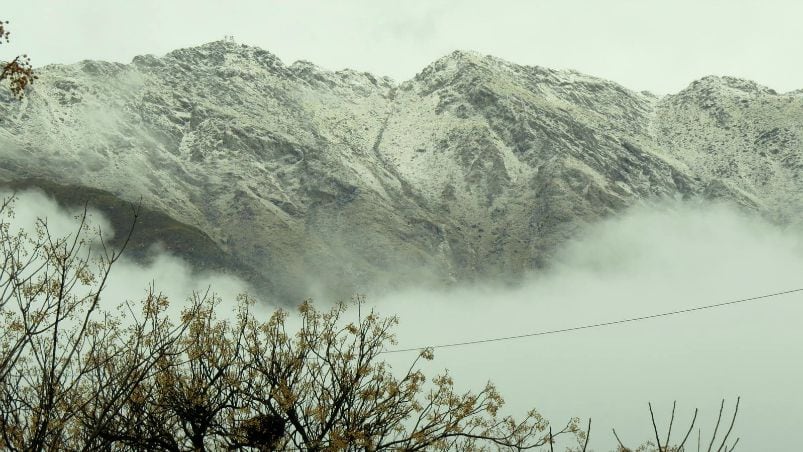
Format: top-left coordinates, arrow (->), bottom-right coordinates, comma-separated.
2,0 -> 802,94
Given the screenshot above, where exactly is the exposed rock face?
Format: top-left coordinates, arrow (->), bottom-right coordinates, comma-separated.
1,42 -> 801,302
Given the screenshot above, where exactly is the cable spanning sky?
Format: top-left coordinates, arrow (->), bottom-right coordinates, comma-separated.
381,288 -> 803,354
3,0 -> 802,95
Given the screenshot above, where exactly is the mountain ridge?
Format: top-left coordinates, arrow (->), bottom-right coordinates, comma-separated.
1,41 -> 801,303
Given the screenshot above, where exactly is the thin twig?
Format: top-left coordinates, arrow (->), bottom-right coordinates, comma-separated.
706,399 -> 725,452
649,402 -> 663,452
677,407 -> 698,450
582,418 -> 591,452
716,397 -> 740,452
665,401 -> 677,448
612,428 -> 628,451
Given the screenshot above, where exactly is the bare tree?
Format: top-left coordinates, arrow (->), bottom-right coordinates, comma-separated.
0,193 -> 132,448
235,297 -> 584,451
0,194 -> 204,450
612,399 -> 740,452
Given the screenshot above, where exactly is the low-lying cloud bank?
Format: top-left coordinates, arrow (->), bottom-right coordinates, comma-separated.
5,189 -> 802,450
371,200 -> 803,450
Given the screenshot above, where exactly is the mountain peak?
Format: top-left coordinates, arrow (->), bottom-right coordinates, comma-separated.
158,40 -> 285,72
415,49 -> 499,79
439,49 -> 489,63
682,75 -> 778,96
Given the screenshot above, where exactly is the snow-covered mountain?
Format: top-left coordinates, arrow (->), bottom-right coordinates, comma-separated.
1,41 -> 801,302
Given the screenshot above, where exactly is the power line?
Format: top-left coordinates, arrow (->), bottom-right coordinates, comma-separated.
380,287 -> 803,354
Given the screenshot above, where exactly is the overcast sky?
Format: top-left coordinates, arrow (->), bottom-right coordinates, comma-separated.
2,0 -> 802,94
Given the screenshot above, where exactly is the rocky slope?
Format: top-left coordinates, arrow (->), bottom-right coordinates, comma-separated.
1,41 -> 801,303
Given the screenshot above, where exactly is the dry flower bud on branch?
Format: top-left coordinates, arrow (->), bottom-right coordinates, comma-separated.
0,20 -> 37,99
